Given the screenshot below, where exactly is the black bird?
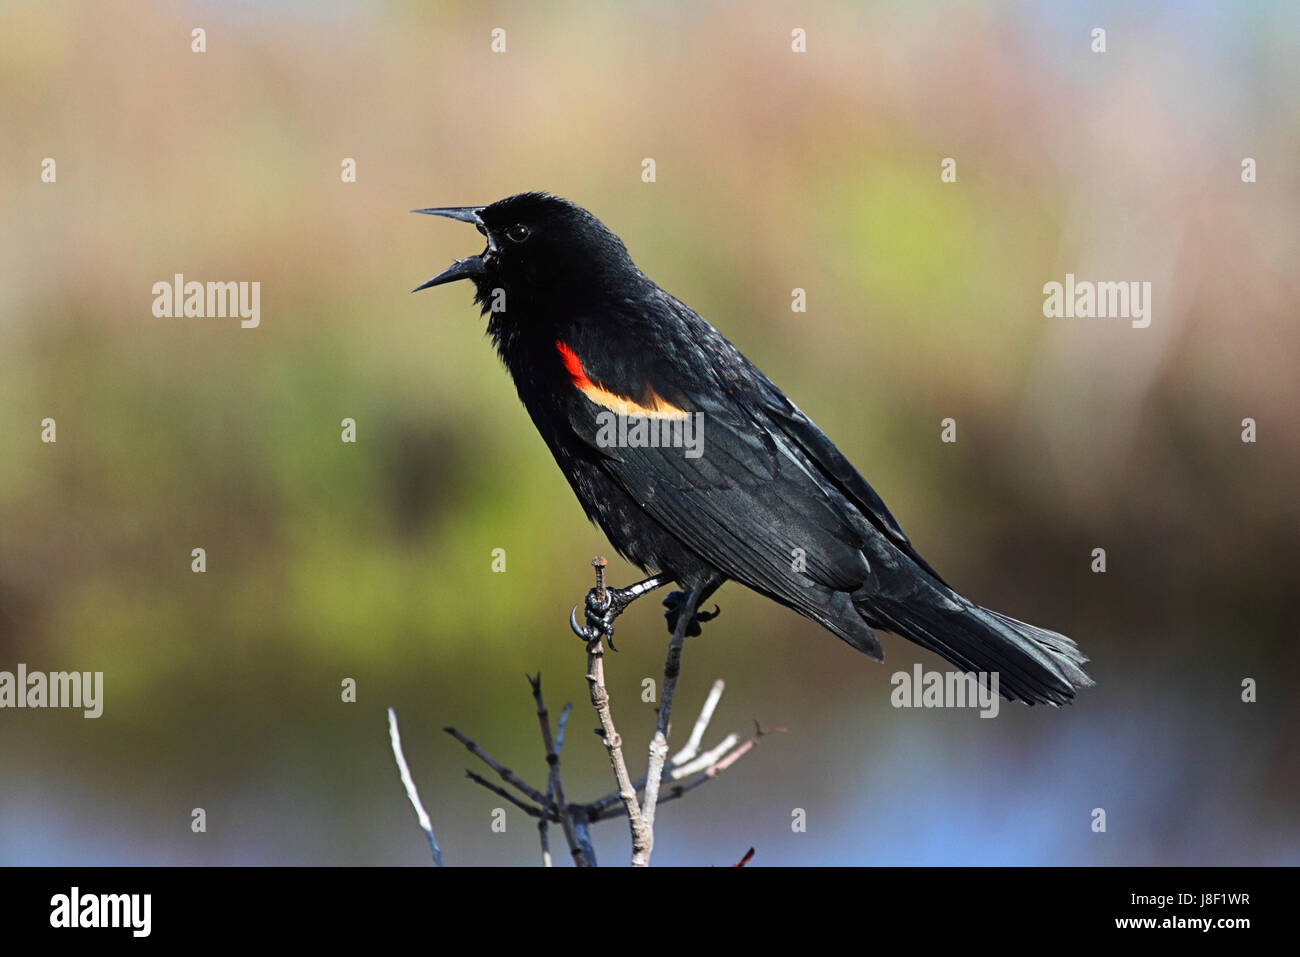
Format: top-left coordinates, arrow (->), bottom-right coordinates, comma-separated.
414,192 -> 1092,705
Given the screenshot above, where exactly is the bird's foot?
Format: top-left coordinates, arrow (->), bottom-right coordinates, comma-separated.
662,590 -> 721,637
569,584 -> 642,649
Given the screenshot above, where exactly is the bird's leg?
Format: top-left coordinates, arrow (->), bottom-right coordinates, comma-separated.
570,573 -> 672,648
662,579 -> 722,637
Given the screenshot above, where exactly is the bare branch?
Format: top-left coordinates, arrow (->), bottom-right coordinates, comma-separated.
670,732 -> 741,779
529,673 -> 587,867
650,723 -> 787,812
390,558 -> 784,867
555,702 -> 572,754
587,639 -> 646,846
635,584 -> 701,866
590,722 -> 784,823
585,733 -> 737,816
571,813 -> 596,866
583,557 -> 647,858
387,707 -> 444,866
443,726 -> 548,805
464,769 -> 552,820
672,678 -> 725,767
586,680 -> 736,816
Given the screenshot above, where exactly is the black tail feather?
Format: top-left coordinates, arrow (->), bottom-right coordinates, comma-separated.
862,592 -> 1093,706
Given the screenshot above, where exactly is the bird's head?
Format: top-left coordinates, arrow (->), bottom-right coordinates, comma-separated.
413,192 -> 642,316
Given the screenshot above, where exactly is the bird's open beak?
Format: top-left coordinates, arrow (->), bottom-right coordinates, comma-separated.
414,206 -> 485,224
412,206 -> 489,292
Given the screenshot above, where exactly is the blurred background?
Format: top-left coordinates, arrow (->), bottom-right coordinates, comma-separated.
1,0 -> 1297,866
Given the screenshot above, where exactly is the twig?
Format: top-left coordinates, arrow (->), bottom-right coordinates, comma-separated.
552,704 -> 596,863
671,732 -> 741,779
555,704 -> 571,762
464,770 -> 557,820
388,558 -> 785,867
634,584 -> 701,866
387,708 -> 444,866
673,678 -> 725,767
591,722 -> 784,822
571,813 -> 596,864
529,674 -> 586,867
584,557 -> 647,858
443,726 -> 548,805
588,677 -> 732,816
648,723 -> 787,809
537,697 -> 559,866
697,721 -> 785,775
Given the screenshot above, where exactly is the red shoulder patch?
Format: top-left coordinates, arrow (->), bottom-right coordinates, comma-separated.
554,341 -> 687,420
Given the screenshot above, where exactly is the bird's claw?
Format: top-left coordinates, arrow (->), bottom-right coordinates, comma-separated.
569,604 -> 593,640
662,591 -> 721,637
569,587 -> 623,649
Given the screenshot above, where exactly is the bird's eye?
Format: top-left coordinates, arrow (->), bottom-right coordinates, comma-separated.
506,224 -> 530,243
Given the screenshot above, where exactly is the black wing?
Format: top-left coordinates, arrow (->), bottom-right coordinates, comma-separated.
558,295 -> 949,656
749,371 -> 951,588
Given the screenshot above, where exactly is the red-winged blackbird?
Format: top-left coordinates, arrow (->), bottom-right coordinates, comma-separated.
415,192 -> 1092,705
